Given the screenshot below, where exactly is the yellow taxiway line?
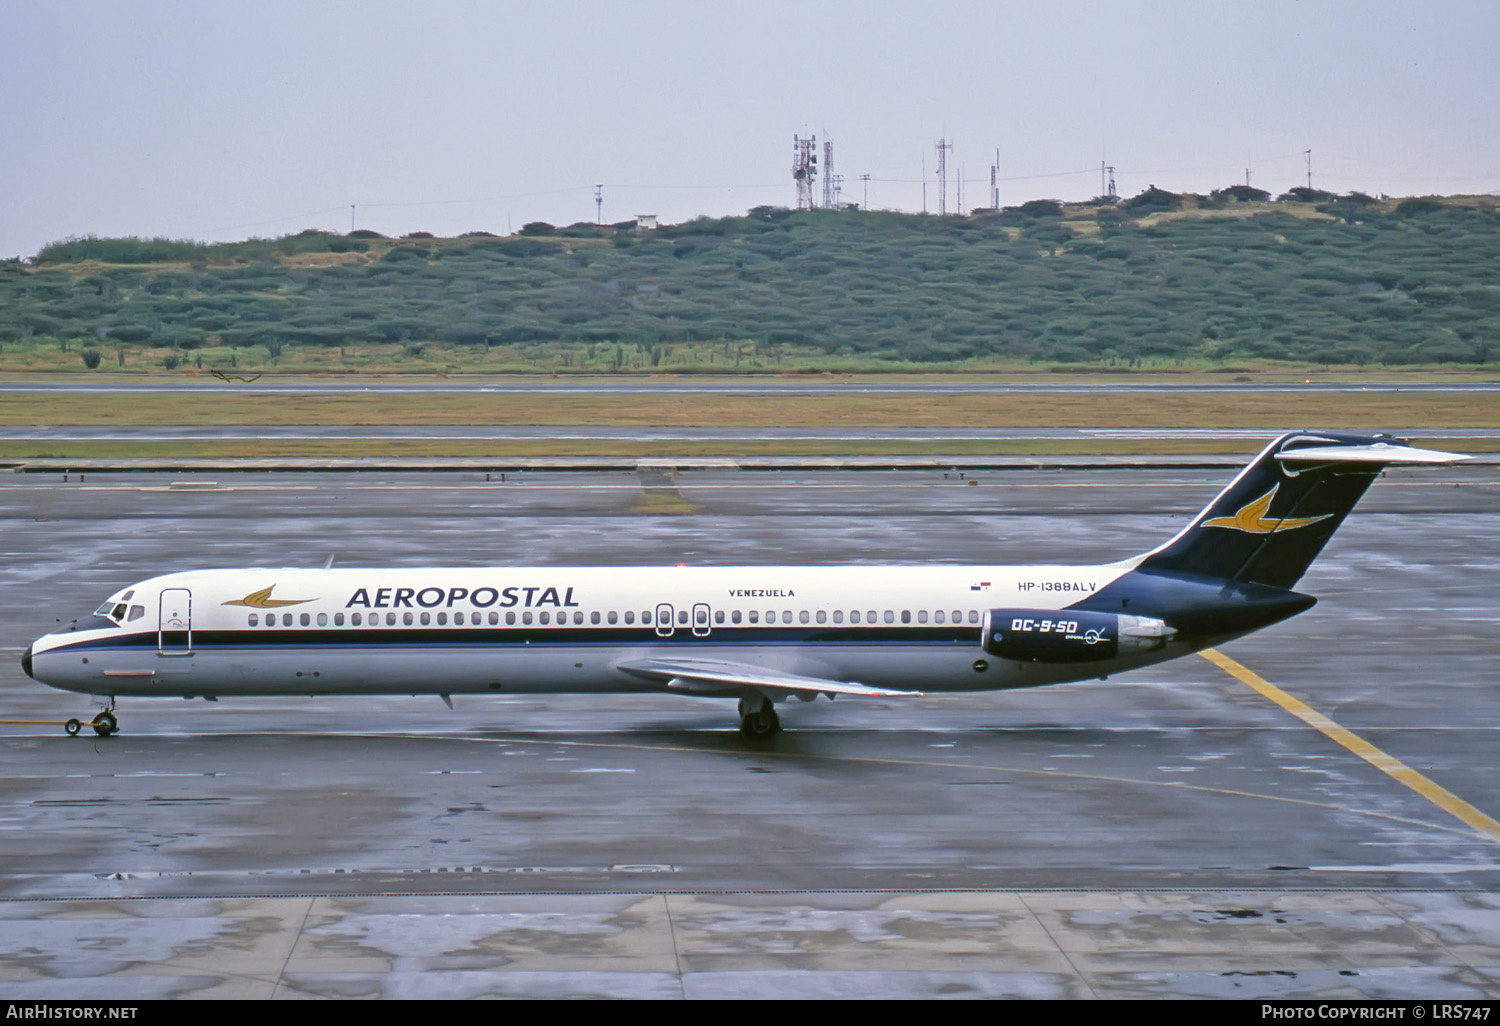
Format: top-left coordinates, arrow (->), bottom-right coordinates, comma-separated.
1200,647 -> 1500,845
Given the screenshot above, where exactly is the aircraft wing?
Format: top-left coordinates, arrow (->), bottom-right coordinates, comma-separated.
615,657 -> 919,699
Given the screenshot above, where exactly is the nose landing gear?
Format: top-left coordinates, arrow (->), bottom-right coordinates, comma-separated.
0,708 -> 115,737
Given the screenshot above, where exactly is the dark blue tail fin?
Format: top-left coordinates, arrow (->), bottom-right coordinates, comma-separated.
1137,431 -> 1465,589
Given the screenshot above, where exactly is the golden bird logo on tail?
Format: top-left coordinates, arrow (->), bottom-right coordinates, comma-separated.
1202,485 -> 1333,535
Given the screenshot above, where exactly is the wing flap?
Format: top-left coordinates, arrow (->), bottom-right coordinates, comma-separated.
617,657 -> 917,699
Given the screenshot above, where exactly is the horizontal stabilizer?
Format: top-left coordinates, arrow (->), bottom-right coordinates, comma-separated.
1274,442 -> 1470,466
1136,431 -> 1469,589
616,657 -> 918,699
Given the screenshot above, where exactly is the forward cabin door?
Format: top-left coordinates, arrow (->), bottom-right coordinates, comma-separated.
158,588 -> 193,656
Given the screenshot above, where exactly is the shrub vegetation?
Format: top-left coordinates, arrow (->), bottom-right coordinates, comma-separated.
5,191 -> 1498,371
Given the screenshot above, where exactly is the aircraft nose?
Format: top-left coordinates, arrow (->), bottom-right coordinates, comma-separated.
21,644 -> 33,680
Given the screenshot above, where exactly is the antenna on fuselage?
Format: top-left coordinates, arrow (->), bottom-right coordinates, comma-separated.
322,554 -> 335,570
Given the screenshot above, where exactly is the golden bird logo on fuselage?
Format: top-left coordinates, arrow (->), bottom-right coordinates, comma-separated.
222,585 -> 315,608
1202,485 -> 1333,534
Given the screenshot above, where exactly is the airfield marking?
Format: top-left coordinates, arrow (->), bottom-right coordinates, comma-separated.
318,730 -> 1484,840
1200,647 -> 1500,845
7,721 -> 1487,844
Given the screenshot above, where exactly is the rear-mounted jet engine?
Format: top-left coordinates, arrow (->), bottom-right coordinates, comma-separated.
981,609 -> 1174,663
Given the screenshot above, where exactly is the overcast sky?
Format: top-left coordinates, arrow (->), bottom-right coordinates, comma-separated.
2,0 -> 1496,259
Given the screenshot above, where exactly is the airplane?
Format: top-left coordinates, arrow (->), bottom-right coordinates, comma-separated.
21,431 -> 1466,738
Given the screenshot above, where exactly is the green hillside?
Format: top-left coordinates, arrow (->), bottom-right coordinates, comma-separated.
3,190 -> 1498,372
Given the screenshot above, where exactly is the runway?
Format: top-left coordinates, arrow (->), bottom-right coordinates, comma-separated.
4,378 -> 1499,396
1,464 -> 1497,998
7,425 -> 1500,444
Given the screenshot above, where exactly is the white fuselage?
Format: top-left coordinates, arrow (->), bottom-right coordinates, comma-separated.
27,560 -> 1173,701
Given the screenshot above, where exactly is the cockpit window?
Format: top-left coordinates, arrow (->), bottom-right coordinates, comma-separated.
93,598 -> 130,626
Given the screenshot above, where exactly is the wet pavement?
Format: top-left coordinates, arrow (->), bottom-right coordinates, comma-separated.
1,462 -> 1497,998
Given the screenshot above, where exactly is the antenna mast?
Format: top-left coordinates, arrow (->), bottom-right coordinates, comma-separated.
935,137 -> 953,215
793,135 -> 818,210
822,138 -> 835,209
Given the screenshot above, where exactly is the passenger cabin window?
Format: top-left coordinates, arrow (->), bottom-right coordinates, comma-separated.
248,614 -> 259,627
318,612 -> 328,627
748,610 -> 759,624
608,611 -> 618,625
832,611 -> 843,624
334,613 -> 344,626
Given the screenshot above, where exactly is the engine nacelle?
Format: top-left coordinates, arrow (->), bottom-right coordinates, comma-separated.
980,608 -> 1175,663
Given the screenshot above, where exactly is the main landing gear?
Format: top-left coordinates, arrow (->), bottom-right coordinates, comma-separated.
737,696 -> 781,738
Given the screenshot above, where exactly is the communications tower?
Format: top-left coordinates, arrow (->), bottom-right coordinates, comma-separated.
793,135 -> 818,210
822,138 -> 839,209
935,137 -> 953,216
